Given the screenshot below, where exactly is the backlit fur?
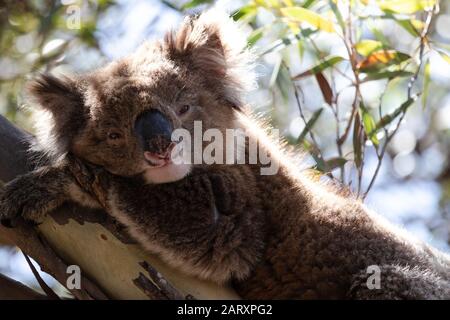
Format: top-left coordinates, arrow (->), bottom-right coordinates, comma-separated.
1,9 -> 449,299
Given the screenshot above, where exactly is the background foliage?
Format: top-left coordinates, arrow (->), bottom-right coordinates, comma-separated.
1,0 -> 450,290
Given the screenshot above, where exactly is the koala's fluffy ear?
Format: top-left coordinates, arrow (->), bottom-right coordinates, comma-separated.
27,74 -> 86,160
28,73 -> 82,114
164,10 -> 257,105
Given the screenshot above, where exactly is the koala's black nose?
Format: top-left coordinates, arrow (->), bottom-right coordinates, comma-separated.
135,110 -> 173,155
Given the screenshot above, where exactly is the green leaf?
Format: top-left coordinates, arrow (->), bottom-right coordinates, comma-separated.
324,157 -> 348,171
265,0 -> 282,8
261,34 -> 297,56
292,56 -> 344,79
302,139 -> 313,151
437,50 -> 450,65
76,21 -> 100,47
371,27 -> 390,47
329,0 -> 345,30
248,28 -> 264,47
357,50 -> 411,72
298,39 -> 305,60
393,18 -> 422,37
379,13 -> 424,36
8,13 -> 39,33
311,152 -> 326,172
303,0 -> 317,8
296,108 -> 324,143
41,39 -> 68,58
355,40 -> 383,57
298,141 -> 325,172
269,57 -> 282,87
353,113 -> 363,168
280,7 -> 335,33
375,95 -> 418,130
276,63 -> 292,101
233,5 -> 257,21
182,0 -> 213,9
361,70 -> 414,82
376,0 -> 437,14
360,103 -> 379,146
160,0 -> 180,11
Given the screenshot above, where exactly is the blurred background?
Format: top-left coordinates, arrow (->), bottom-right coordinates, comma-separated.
0,0 -> 449,294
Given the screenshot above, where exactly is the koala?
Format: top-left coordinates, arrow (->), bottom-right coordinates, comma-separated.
1,10 -> 450,299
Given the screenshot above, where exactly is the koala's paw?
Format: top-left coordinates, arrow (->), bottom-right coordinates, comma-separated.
0,176 -> 60,227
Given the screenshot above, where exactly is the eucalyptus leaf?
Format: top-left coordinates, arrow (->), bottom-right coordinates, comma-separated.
360,103 -> 379,146
376,0 -> 437,14
353,114 -> 363,168
361,70 -> 414,82
355,40 -> 383,57
182,0 -> 213,10
329,0 -> 345,30
376,95 -> 418,130
324,157 -> 348,171
293,56 -> 344,79
248,28 -> 264,47
280,7 -> 335,33
357,50 -> 411,72
297,108 -> 324,143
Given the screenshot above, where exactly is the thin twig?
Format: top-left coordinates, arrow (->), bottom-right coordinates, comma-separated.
284,62 -> 326,162
293,82 -> 326,163
342,0 -> 365,195
363,8 -> 436,198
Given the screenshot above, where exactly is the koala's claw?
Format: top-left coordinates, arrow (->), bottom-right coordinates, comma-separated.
0,195 -> 46,227
0,197 -> 21,228
0,176 -> 59,227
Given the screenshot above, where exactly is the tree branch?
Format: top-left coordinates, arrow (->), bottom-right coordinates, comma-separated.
0,273 -> 48,300
0,216 -> 107,300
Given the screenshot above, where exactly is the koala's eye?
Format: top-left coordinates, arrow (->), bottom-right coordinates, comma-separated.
177,104 -> 190,116
108,132 -> 122,140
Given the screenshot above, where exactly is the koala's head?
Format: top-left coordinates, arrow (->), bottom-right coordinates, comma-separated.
28,10 -> 256,184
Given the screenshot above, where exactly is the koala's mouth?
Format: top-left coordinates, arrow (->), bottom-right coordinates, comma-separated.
143,142 -> 181,168
144,152 -> 172,168
141,143 -> 191,184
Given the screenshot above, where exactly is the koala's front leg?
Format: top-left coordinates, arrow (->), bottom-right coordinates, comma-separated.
107,167 -> 266,284
0,166 -> 93,226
